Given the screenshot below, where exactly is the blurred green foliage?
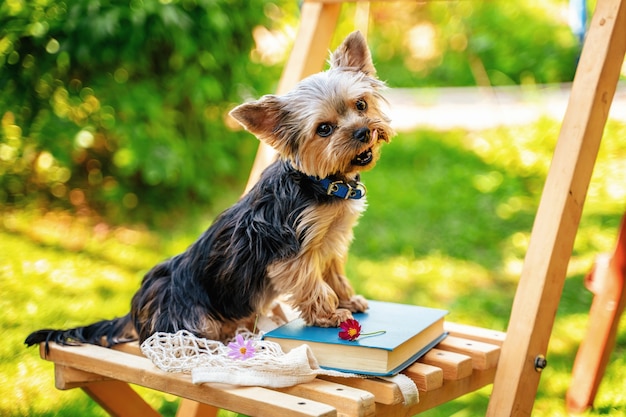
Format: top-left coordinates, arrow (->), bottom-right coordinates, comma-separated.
1,0 -> 580,224
0,0 -> 291,223
368,0 -> 580,87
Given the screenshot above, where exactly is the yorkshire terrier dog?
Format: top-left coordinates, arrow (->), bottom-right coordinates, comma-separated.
25,31 -> 393,350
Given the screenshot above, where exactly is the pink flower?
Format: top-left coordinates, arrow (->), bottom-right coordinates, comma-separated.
227,334 -> 256,360
339,319 -> 386,342
339,319 -> 362,341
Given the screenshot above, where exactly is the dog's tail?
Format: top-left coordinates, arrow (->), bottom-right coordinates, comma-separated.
24,313 -> 137,354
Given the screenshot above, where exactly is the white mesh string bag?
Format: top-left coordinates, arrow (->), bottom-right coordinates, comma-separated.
140,328 -> 418,404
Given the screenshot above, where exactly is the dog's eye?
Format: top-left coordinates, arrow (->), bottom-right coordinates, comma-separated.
316,123 -> 334,137
355,99 -> 368,111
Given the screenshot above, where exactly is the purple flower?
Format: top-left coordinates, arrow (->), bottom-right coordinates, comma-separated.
227,334 -> 256,360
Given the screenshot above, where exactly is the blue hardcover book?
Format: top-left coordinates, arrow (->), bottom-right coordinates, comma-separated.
263,300 -> 448,376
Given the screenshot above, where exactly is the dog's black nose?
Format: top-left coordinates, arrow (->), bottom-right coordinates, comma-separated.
353,127 -> 370,143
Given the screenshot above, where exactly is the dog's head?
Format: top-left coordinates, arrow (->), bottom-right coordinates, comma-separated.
230,31 -> 393,180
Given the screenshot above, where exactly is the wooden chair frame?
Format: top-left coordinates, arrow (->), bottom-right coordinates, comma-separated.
36,0 -> 626,416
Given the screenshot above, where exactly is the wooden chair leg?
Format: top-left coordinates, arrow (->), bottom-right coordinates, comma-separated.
82,380 -> 161,417
53,363 -> 160,417
176,399 -> 220,417
244,1 -> 342,193
566,213 -> 626,413
487,0 -> 626,415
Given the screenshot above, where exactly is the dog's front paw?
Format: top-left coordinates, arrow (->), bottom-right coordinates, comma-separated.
339,295 -> 369,313
312,308 -> 354,327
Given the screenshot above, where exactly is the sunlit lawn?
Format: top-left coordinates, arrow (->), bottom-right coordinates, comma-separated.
2,116 -> 626,416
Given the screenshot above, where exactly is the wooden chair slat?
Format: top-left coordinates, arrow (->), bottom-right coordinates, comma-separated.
402,362 -> 444,392
418,348 -> 473,380
279,379 -> 375,417
437,336 -> 501,371
318,375 -> 405,406
112,341 -> 142,356
444,322 -> 506,347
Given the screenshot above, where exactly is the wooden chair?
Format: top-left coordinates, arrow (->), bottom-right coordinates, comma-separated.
41,321 -> 504,417
566,212 -> 626,413
35,0 -> 626,415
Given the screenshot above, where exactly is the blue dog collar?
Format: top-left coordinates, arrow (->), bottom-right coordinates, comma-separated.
308,176 -> 367,200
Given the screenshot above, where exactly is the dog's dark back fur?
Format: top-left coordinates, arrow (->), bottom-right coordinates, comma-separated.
25,159 -> 341,349
131,159 -> 341,341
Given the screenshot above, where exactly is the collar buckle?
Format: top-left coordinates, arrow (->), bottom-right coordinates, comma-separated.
326,181 -> 341,196
322,179 -> 366,200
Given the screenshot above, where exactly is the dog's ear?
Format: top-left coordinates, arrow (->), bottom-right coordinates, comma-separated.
329,31 -> 376,76
229,96 -> 290,152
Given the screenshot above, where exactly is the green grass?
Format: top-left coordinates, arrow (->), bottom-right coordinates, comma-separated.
3,117 -> 626,416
